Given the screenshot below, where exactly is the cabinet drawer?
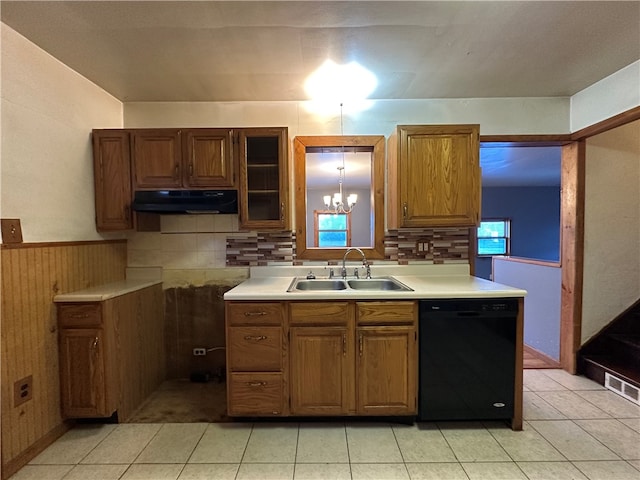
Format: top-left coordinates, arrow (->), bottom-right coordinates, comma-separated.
356,301 -> 417,325
227,302 -> 284,326
227,327 -> 282,371
228,372 -> 284,416
57,303 -> 102,328
289,302 -> 350,326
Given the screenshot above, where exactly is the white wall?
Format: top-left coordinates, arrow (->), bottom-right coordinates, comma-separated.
124,97 -> 570,136
571,60 -> 640,132
582,119 -> 640,344
0,24 -> 123,242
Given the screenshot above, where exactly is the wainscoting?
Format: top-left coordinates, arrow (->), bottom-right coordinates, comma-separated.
1,240 -> 127,478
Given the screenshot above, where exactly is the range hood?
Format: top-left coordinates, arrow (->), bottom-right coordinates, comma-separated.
131,190 -> 238,214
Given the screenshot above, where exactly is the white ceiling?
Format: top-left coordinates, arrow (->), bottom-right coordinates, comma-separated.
2,1 -> 636,187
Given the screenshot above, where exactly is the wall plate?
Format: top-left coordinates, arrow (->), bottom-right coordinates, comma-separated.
1,219 -> 23,244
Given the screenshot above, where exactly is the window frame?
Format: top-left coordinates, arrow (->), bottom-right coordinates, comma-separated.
476,218 -> 511,257
313,210 -> 352,248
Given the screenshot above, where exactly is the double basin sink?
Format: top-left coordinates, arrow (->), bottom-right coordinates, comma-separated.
287,276 -> 413,292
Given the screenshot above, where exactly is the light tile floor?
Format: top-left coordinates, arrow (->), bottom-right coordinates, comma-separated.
9,369 -> 640,480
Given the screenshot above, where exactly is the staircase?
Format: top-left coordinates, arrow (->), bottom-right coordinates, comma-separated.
578,299 -> 640,403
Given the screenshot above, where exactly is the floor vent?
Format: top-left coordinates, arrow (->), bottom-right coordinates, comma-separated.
605,372 -> 640,405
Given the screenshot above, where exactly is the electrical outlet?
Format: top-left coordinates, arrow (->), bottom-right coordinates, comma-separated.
193,348 -> 206,356
1,219 -> 23,244
14,375 -> 32,407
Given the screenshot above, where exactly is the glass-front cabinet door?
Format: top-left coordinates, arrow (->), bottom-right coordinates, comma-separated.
238,128 -> 289,230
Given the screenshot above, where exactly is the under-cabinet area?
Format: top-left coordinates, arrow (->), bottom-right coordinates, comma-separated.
225,300 -> 417,418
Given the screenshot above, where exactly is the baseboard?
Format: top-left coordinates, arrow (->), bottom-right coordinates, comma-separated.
524,344 -> 560,369
1,421 -> 72,479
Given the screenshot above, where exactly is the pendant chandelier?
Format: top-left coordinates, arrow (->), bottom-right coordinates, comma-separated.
323,103 -> 357,213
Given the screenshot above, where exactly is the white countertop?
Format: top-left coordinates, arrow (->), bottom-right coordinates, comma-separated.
223,265 -> 527,301
53,279 -> 162,302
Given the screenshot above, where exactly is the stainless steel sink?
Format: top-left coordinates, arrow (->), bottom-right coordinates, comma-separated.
347,277 -> 413,291
287,276 -> 412,292
287,278 -> 347,291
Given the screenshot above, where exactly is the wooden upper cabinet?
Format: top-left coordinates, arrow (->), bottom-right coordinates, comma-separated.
132,129 -> 235,190
92,130 -> 133,231
388,125 -> 480,228
238,127 -> 289,230
132,129 -> 182,189
183,129 -> 234,188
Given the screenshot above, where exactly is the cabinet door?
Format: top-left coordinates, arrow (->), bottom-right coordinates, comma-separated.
238,128 -> 289,230
398,125 -> 480,227
183,129 -> 235,188
92,130 -> 133,231
59,329 -> 114,418
132,129 -> 182,188
356,326 -> 417,415
289,327 -> 351,415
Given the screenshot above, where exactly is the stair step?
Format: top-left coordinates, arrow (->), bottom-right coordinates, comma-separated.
581,354 -> 640,389
608,333 -> 640,350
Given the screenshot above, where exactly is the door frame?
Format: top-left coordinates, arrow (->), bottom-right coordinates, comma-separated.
480,104 -> 640,373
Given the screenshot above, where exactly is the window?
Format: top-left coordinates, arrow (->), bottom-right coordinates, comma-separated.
477,219 -> 510,256
314,211 -> 351,247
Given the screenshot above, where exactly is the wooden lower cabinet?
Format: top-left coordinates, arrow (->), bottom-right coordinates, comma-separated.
289,327 -> 352,415
59,328 -> 115,418
225,299 -> 417,417
228,373 -> 284,416
57,284 -> 164,421
357,326 -> 417,415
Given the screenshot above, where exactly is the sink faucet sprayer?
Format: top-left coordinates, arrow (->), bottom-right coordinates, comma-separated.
341,247 -> 371,279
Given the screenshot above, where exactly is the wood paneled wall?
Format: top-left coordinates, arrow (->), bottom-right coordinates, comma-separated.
1,240 -> 127,477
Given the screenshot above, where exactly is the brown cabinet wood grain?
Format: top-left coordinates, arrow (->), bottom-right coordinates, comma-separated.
182,129 -> 235,188
57,284 -> 164,421
289,326 -> 352,415
58,328 -> 115,418
356,325 -> 417,415
238,128 -> 289,230
92,130 -> 133,231
225,301 -> 286,416
388,124 -> 480,228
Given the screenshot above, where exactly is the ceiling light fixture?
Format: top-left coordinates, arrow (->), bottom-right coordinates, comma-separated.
323,103 -> 357,213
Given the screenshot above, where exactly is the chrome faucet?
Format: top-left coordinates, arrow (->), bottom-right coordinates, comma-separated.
341,247 -> 371,279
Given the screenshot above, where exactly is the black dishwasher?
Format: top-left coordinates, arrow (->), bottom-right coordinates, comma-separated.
418,298 -> 518,421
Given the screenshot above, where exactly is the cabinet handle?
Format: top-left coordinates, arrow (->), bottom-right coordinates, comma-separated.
92,337 -> 99,350
71,314 -> 90,319
189,163 -> 194,177
280,202 -> 285,221
244,311 -> 267,317
342,333 -> 346,356
359,333 -> 363,356
403,202 -> 408,220
174,164 -> 179,179
244,335 -> 267,341
247,381 -> 267,387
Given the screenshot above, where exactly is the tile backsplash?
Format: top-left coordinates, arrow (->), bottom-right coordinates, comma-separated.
127,214 -> 471,270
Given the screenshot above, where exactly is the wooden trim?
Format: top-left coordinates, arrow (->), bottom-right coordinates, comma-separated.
524,344 -> 561,369
512,297 -> 524,431
480,134 -> 572,145
559,141 -> 585,373
294,135 -> 385,260
571,105 -> 640,141
1,239 -> 126,250
1,422 -> 72,479
494,256 -> 561,268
